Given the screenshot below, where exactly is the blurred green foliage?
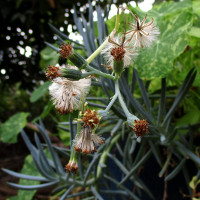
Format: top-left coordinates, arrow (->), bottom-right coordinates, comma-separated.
0,112 -> 29,143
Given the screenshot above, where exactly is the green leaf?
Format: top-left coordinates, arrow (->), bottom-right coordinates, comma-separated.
30,81 -> 51,103
176,109 -> 200,127
0,112 -> 29,143
192,1 -> 200,17
188,27 -> 200,38
7,196 -> 18,200
17,155 -> 41,200
149,0 -> 192,17
106,1 -> 194,79
40,45 -> 59,70
58,128 -> 70,146
134,3 -> 193,79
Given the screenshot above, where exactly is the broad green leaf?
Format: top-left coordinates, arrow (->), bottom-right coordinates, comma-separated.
30,81 -> 51,103
0,112 -> 29,143
133,3 -> 193,79
192,1 -> 200,17
58,128 -> 70,146
106,1 -> 194,79
7,196 -> 18,200
149,0 -> 192,18
40,45 -> 59,70
176,109 -> 200,127
17,155 -> 41,200
188,27 -> 200,38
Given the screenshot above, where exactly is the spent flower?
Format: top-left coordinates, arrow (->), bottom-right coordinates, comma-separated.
48,65 -> 91,114
126,13 -> 160,48
101,34 -> 137,70
81,108 -> 101,129
65,160 -> 78,173
46,65 -> 62,80
74,126 -> 104,154
59,43 -> 87,68
133,119 -> 149,138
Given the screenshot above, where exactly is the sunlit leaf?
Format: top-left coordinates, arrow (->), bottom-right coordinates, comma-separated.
40,45 -> 59,70
134,2 -> 193,79
30,81 -> 51,103
188,27 -> 200,38
0,112 -> 29,143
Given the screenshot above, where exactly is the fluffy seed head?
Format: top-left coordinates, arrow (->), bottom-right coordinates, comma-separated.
101,34 -> 137,68
74,127 -> 104,154
133,119 -> 149,138
49,65 -> 91,114
126,15 -> 160,48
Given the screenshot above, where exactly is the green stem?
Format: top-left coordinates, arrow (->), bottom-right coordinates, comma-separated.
159,152 -> 172,178
115,80 -> 131,118
86,65 -> 115,80
105,93 -> 118,112
86,30 -> 115,64
96,133 -> 121,179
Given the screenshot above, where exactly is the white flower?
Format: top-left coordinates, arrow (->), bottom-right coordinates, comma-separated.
74,127 -> 104,154
101,34 -> 137,68
49,65 -> 91,114
126,15 -> 160,48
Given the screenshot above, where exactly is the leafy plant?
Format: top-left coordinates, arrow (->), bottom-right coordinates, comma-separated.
3,1 -> 200,200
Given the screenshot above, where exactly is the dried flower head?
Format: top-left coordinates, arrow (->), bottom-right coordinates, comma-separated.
74,126 -> 104,154
46,65 -> 62,80
81,108 -> 100,129
111,47 -> 126,61
125,14 -> 160,48
59,43 -> 73,58
101,34 -> 137,68
49,65 -> 91,114
133,119 -> 149,138
65,160 -> 78,173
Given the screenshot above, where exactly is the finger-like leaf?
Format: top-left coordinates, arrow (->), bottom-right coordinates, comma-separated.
134,70 -> 152,115
59,184 -> 74,200
84,154 -> 101,184
37,121 -> 65,174
165,158 -> 186,181
157,78 -> 166,124
120,150 -> 152,185
34,133 -> 57,175
119,78 -> 153,123
100,189 -> 128,196
175,141 -> 200,166
7,180 -> 59,190
91,186 -> 104,200
149,141 -> 162,167
44,42 -> 59,52
2,169 -> 48,182
162,68 -> 196,126
48,23 -> 83,46
104,175 -> 140,200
